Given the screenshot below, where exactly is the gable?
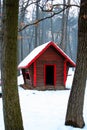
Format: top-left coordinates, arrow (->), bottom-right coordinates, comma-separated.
37,46 -> 64,62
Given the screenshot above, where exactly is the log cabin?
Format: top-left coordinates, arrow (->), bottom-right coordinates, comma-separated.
18,41 -> 76,90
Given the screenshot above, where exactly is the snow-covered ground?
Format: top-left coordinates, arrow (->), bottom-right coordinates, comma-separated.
0,68 -> 87,130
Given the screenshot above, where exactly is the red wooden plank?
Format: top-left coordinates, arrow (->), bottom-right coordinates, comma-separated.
54,64 -> 56,88
33,62 -> 36,87
64,60 -> 67,86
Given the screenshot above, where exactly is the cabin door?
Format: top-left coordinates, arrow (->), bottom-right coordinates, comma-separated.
45,65 -> 56,85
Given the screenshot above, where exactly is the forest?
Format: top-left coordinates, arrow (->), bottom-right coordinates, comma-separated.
18,0 -> 79,63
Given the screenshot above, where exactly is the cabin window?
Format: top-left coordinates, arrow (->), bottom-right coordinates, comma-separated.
25,72 -> 30,80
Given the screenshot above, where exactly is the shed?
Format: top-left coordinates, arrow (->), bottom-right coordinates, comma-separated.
18,41 -> 76,90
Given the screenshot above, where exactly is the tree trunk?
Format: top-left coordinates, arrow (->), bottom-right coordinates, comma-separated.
60,0 -> 71,52
65,0 -> 87,128
0,0 -> 2,69
35,0 -> 39,47
1,0 -> 24,129
60,0 -> 66,50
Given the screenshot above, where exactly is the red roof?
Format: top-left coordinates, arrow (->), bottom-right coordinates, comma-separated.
18,41 -> 76,69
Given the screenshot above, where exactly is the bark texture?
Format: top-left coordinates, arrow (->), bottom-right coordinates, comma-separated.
65,0 -> 87,128
2,0 -> 24,130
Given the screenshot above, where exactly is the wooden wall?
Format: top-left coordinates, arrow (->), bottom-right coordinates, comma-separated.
36,46 -> 65,89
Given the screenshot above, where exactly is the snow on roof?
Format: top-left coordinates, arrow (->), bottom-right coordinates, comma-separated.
18,41 -> 50,69
18,41 -> 76,69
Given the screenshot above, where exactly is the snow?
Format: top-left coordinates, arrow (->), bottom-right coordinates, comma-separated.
0,68 -> 87,130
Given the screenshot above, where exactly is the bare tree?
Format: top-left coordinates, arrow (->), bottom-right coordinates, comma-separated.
60,0 -> 71,52
0,0 -> 2,69
1,0 -> 24,129
35,0 -> 40,47
65,0 -> 87,128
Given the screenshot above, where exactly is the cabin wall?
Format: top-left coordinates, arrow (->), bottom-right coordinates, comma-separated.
24,46 -> 68,90
36,46 -> 65,89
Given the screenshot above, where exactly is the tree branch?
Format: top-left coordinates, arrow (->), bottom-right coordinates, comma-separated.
19,3 -> 80,32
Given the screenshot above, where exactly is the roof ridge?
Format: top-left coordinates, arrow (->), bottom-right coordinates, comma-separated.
18,41 -> 76,69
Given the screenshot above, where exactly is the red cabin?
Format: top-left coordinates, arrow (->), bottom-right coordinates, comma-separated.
18,41 -> 76,90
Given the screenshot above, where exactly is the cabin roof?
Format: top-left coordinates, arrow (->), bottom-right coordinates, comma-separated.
18,41 -> 76,69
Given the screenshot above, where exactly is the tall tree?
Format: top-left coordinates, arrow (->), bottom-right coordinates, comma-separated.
60,0 -> 71,52
1,0 -> 24,129
0,0 -> 2,69
65,0 -> 87,128
35,0 -> 40,47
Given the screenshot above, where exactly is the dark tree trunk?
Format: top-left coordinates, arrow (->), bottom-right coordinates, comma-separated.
65,0 -> 87,128
1,0 -> 24,129
0,0 -> 2,69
